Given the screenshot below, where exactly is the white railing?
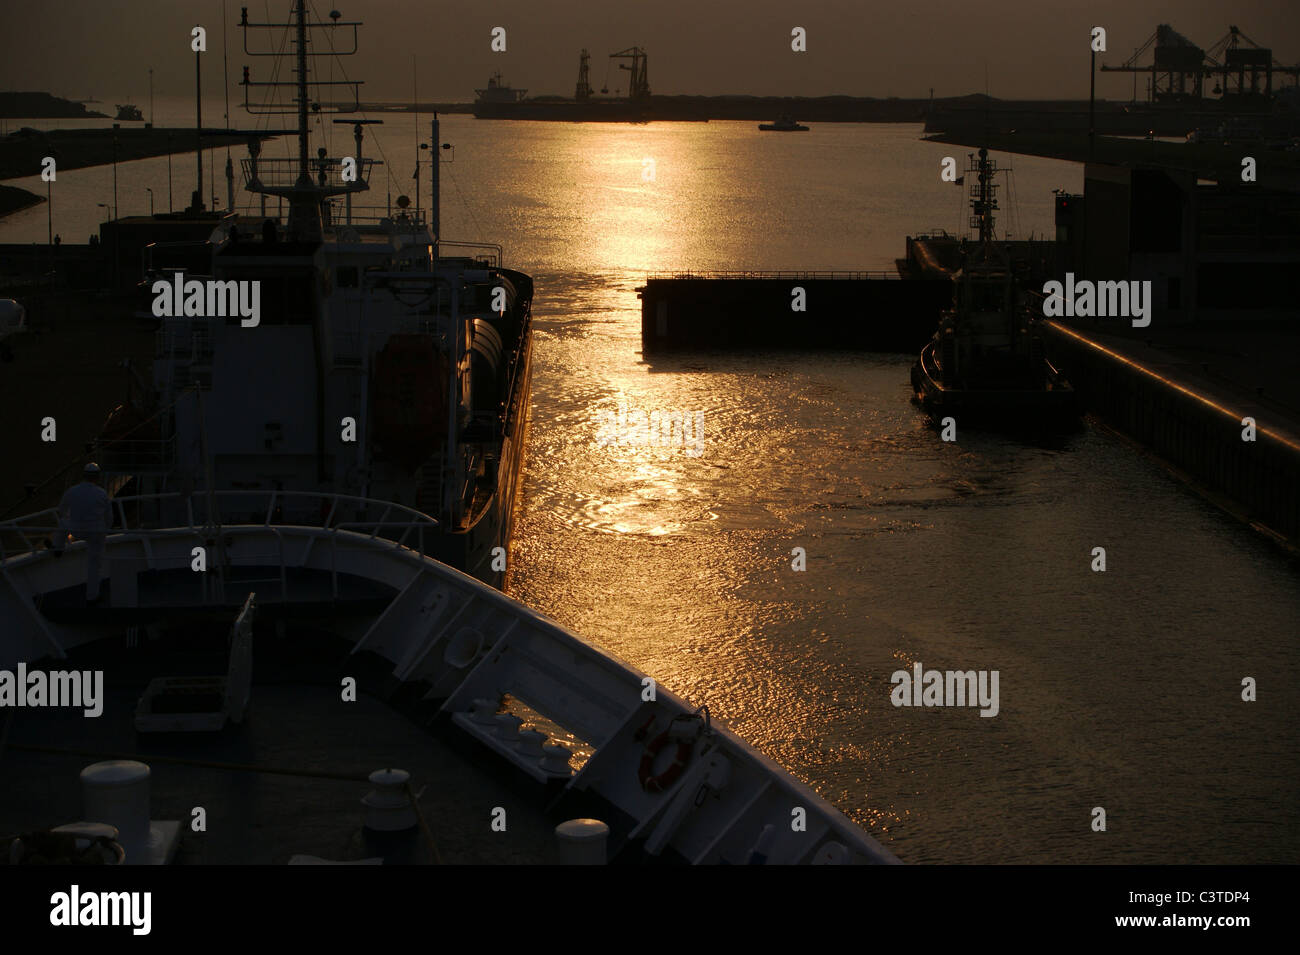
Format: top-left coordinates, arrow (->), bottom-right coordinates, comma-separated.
0,490 -> 439,562
437,240 -> 503,268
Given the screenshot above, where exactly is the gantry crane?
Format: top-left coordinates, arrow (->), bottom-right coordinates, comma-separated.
1100,23 -> 1300,104
609,47 -> 650,101
575,49 -> 593,101
1100,24 -> 1205,103
1203,25 -> 1300,100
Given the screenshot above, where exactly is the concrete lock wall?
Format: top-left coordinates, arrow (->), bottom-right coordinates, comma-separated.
1046,324 -> 1300,545
640,277 -> 952,353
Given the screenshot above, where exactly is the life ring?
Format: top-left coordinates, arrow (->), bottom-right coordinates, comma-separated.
638,730 -> 692,793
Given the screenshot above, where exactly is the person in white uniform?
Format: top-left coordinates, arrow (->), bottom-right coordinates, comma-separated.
55,462 -> 112,602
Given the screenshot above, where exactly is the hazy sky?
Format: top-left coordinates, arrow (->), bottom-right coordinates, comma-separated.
2,0 -> 1296,105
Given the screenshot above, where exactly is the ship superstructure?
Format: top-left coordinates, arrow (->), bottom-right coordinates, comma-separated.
97,3 -> 532,586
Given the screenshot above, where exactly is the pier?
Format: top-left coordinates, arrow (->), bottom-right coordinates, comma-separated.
639,271 -> 951,353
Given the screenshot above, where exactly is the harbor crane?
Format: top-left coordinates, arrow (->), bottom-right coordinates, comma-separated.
1203,26 -> 1300,99
575,49 -> 592,101
1100,24 -> 1206,103
1101,23 -> 1300,104
609,47 -> 650,101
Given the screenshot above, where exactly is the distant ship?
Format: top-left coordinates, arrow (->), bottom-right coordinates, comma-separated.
474,71 -> 527,105
114,103 -> 143,121
910,149 -> 1078,431
758,116 -> 808,131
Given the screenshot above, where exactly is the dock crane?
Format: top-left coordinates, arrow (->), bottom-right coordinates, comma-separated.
575,49 -> 592,101
1101,23 -> 1300,104
1099,24 -> 1205,103
1203,26 -> 1300,99
608,47 -> 650,101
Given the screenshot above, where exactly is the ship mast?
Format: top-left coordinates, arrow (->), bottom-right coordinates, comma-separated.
294,1 -> 310,187
969,147 -> 999,245
238,2 -> 370,240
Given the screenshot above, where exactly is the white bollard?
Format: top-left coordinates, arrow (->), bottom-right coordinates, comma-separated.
555,818 -> 609,865
80,760 -> 151,865
361,768 -> 417,832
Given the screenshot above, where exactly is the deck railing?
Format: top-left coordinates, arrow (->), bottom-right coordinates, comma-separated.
0,490 -> 439,563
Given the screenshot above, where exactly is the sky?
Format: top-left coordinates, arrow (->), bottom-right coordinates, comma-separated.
1,0 -> 1297,104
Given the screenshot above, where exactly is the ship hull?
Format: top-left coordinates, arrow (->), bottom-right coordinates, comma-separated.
429,323 -> 533,589
911,340 -> 1080,432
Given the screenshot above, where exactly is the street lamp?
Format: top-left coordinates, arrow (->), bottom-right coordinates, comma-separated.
146,188 -> 154,215
97,201 -> 115,220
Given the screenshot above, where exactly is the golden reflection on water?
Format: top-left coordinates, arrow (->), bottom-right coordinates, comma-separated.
501,124 -> 1300,864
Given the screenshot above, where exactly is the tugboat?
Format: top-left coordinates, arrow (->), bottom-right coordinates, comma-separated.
758,115 -> 809,131
0,1 -> 899,867
910,148 -> 1078,431
114,103 -> 144,122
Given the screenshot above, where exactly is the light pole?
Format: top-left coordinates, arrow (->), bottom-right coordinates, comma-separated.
46,177 -> 52,244
146,187 -> 154,215
1088,37 -> 1096,162
196,28 -> 203,211
167,133 -> 174,212
112,131 -> 119,222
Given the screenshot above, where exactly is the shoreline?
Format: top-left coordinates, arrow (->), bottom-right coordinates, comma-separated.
0,183 -> 42,219
0,127 -> 287,183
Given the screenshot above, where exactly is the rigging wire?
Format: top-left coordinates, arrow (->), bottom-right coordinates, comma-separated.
443,159 -> 486,245
305,0 -> 399,212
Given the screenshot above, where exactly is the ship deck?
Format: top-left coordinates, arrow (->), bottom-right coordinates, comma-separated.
33,564 -> 396,625
0,636 -> 560,864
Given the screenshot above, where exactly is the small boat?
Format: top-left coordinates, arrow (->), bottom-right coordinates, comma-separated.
910,149 -> 1078,432
114,103 -> 143,122
758,115 -> 808,131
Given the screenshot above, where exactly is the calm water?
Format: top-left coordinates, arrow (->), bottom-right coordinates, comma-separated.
5,111 -> 1297,863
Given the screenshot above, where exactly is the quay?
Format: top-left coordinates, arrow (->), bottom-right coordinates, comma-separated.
638,271 -> 951,353
1044,319 -> 1300,548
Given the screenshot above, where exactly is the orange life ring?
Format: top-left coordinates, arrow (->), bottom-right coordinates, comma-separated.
638,730 -> 692,793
